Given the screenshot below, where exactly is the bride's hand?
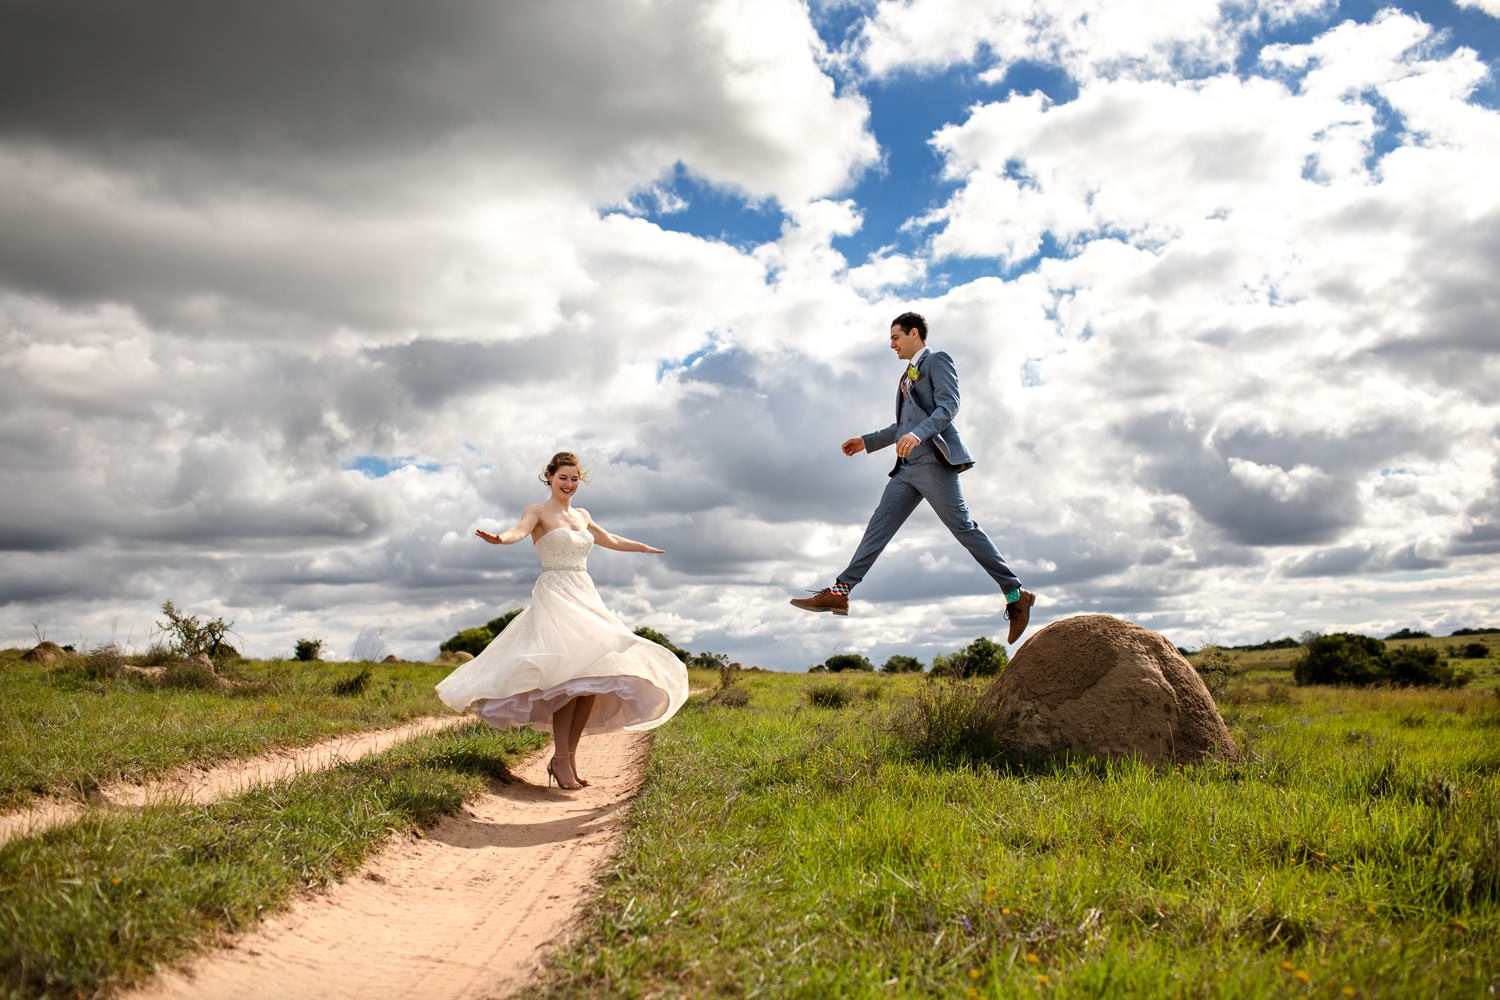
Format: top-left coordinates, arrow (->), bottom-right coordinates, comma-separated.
643,545 -> 665,554
475,529 -> 502,544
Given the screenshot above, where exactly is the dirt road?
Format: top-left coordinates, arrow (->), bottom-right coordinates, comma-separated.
129,729 -> 652,1000
0,714 -> 470,848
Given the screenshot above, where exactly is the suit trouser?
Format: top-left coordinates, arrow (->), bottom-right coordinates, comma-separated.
837,459 -> 1022,594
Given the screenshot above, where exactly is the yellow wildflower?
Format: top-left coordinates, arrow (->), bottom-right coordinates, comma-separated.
1025,953 -> 1040,965
1280,960 -> 1294,972
1295,969 -> 1310,984
1037,974 -> 1051,985
968,969 -> 980,980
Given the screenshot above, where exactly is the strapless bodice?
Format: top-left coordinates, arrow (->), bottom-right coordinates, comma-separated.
535,527 -> 592,571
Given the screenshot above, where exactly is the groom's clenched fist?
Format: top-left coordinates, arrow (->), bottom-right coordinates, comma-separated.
842,437 -> 866,456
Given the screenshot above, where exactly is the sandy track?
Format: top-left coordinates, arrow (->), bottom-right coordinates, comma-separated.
130,729 -> 652,1000
0,714 -> 470,847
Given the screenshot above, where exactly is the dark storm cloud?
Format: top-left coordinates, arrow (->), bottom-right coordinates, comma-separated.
0,0 -> 856,201
1122,411 -> 1362,546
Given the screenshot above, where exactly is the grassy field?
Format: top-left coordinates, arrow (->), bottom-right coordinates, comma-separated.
0,651 -> 455,809
0,720 -> 546,997
536,669 -> 1500,998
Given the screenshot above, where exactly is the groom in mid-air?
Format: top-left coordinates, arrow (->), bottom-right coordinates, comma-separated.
790,311 -> 1036,644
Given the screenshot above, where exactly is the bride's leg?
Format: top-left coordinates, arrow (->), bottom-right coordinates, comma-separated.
549,699 -> 582,789
567,695 -> 596,786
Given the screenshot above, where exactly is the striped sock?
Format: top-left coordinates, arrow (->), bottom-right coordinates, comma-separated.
831,582 -> 851,596
1004,587 -> 1022,604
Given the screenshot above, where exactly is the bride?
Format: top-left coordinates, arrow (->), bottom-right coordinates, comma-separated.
435,451 -> 689,790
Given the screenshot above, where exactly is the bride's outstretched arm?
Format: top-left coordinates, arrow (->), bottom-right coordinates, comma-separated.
475,506 -> 540,545
584,513 -> 664,554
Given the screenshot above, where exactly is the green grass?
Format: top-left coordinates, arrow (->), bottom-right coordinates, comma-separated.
0,720 -> 546,998
0,655 -> 456,809
535,671 -> 1500,998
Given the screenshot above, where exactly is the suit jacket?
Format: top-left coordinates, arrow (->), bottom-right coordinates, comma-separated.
861,349 -> 976,476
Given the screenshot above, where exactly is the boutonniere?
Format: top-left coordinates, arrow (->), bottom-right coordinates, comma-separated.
905,362 -> 921,382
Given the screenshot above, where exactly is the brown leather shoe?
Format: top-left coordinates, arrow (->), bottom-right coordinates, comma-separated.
790,588 -> 849,616
1005,589 -> 1036,643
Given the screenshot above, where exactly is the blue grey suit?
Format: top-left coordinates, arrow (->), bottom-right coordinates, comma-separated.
836,348 -> 1022,595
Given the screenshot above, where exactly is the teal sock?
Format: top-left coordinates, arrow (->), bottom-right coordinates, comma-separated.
832,582 -> 851,596
1004,587 -> 1022,604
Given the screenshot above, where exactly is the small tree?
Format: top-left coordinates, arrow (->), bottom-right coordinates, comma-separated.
931,637 -> 1008,678
156,600 -> 234,659
1193,644 -> 1234,701
294,638 -> 323,662
486,608 -> 524,636
441,626 -> 494,658
689,650 -> 731,670
824,652 -> 874,673
881,654 -> 924,674
1384,627 -> 1431,640
634,626 -> 690,662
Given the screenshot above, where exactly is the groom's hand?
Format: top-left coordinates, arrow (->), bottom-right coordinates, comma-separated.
841,437 -> 866,456
895,433 -> 921,457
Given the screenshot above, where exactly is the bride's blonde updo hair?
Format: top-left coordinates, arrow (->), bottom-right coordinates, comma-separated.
539,451 -> 589,486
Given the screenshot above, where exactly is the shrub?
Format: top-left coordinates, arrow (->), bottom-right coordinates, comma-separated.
1460,643 -> 1489,660
1294,632 -> 1386,686
486,608 -> 523,637
81,643 -> 125,680
1385,627 -> 1432,640
1382,647 -> 1467,689
156,600 -> 235,659
1193,644 -> 1234,701
1295,632 -> 1469,688
929,637 -> 1008,679
689,651 -> 730,670
716,686 -> 751,708
162,656 -> 221,690
633,626 -> 689,662
880,654 -> 924,673
885,678 -> 1009,767
332,666 -> 373,696
441,626 -> 495,658
823,653 -> 874,673
294,638 -> 323,662
807,682 -> 852,708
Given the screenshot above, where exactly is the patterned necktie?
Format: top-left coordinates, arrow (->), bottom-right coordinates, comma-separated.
899,362 -> 915,403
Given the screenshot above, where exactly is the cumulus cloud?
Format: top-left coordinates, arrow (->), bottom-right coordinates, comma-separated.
1,2 -> 1497,664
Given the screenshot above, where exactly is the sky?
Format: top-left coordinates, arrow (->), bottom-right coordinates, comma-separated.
1,0 -> 1497,670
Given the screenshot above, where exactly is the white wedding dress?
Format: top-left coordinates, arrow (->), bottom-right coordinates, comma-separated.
435,527 -> 689,732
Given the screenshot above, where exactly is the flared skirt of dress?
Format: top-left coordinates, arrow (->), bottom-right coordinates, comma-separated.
434,569 -> 688,733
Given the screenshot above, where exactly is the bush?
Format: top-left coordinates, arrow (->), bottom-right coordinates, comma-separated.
1385,627 -> 1432,640
1459,643 -> 1489,659
885,678 -> 1009,767
1294,633 -> 1386,686
823,653 -> 874,673
634,626 -> 689,662
1382,647 -> 1467,688
162,657 -> 221,690
1193,644 -> 1234,701
1295,632 -> 1468,688
807,682 -> 852,708
880,654 -> 924,673
332,666 -> 373,696
81,643 -> 125,680
929,637 -> 1008,679
156,600 -> 235,659
441,626 -> 495,658
294,638 -> 323,662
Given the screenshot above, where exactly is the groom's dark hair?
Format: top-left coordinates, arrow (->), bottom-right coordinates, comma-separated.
892,311 -> 927,341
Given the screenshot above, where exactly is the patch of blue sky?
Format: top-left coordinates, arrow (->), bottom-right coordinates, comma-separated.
345,455 -> 442,478
620,163 -> 784,251
829,55 -> 1081,289
655,333 -> 720,381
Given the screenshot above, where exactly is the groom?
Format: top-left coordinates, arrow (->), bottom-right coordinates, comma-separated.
790,311 -> 1036,643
